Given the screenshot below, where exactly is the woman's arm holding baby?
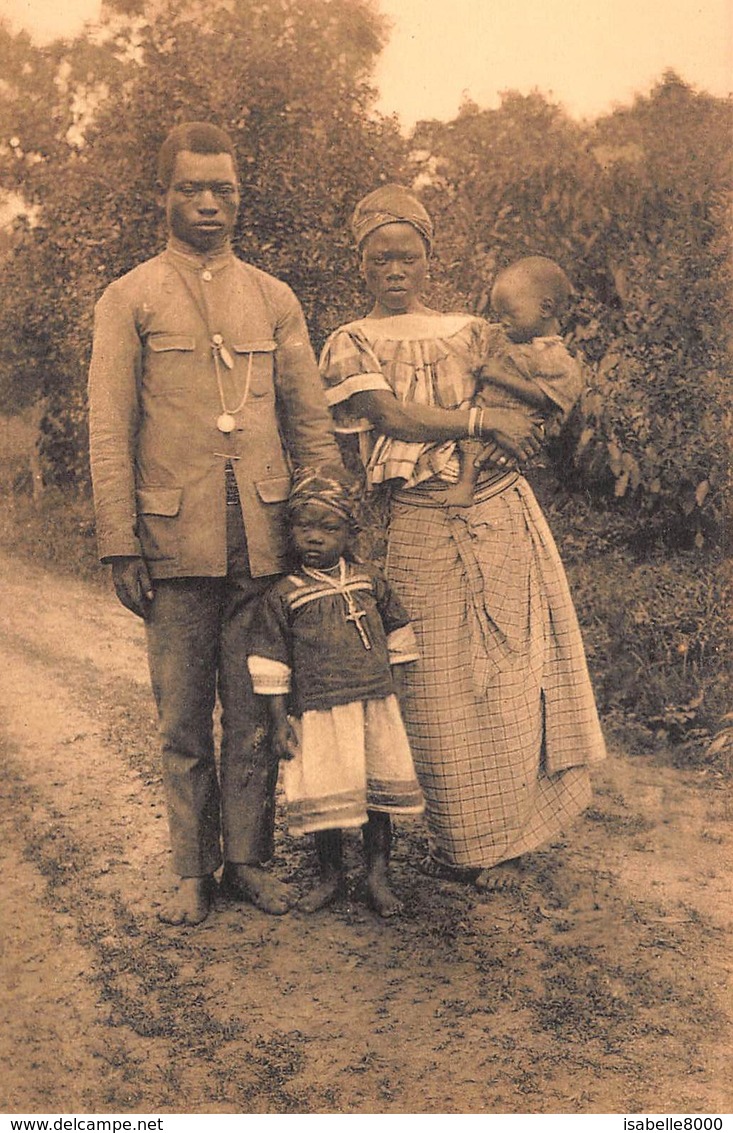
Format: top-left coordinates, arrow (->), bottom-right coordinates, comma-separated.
349,390 -> 543,462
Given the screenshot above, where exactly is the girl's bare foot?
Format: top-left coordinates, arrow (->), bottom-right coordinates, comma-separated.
366,874 -> 403,918
297,874 -> 346,914
158,876 -> 214,925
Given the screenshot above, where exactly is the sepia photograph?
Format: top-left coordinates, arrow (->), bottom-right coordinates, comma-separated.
0,0 -> 730,1118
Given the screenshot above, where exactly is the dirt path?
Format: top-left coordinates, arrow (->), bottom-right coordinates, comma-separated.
0,549 -> 730,1114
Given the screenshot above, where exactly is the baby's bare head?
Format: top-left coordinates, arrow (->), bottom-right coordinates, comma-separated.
491,256 -> 574,342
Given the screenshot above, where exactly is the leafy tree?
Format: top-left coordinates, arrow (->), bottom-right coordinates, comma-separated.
409,93 -> 605,303
409,78 -> 733,547
0,0 -> 406,483
570,74 -> 733,547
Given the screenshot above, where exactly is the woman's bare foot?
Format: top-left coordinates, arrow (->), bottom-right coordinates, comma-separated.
417,855 -> 477,883
297,874 -> 346,914
474,858 -> 527,895
158,876 -> 214,926
366,874 -> 403,918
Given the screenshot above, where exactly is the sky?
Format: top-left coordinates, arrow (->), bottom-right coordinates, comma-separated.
0,0 -> 730,127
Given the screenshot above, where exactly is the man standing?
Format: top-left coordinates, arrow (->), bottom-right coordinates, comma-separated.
88,122 -> 342,925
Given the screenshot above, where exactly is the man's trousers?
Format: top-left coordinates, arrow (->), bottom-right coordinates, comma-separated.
145,504 -> 278,877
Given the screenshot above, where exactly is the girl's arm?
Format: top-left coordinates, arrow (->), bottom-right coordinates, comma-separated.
246,587 -> 297,763
266,694 -> 299,762
348,390 -> 543,464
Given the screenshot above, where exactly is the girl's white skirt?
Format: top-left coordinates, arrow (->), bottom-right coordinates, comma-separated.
282,694 -> 425,836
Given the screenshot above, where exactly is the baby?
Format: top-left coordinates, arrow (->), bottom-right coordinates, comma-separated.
444,255 -> 584,506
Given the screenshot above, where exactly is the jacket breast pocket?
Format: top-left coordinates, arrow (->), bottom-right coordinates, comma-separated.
232,340 -> 276,400
146,334 -> 196,393
135,487 -> 182,561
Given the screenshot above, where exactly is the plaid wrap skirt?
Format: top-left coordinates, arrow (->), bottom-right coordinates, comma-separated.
386,475 -> 606,869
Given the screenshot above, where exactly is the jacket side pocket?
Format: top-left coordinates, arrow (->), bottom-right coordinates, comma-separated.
254,476 -> 291,504
135,487 -> 182,561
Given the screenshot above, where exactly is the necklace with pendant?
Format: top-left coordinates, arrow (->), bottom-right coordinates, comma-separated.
212,333 -> 253,433
302,559 -> 372,650
166,257 -> 254,435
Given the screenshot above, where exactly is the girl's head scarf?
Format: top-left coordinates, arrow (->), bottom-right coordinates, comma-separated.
288,467 -> 361,528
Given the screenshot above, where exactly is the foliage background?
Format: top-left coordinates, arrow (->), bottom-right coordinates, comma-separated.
0,0 -> 730,762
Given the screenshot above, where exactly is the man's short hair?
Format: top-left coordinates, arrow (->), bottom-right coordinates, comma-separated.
157,122 -> 237,188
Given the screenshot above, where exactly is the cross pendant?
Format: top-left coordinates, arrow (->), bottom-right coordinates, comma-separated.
346,604 -> 372,650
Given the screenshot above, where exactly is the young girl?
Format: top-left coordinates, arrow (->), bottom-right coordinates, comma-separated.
247,469 -> 424,916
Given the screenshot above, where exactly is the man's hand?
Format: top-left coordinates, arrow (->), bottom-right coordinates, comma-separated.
481,408 -> 543,464
271,718 -> 299,762
111,555 -> 154,619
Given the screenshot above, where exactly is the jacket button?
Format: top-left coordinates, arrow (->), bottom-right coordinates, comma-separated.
202,270 -> 212,282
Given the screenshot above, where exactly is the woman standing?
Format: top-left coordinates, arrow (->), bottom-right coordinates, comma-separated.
320,186 -> 605,891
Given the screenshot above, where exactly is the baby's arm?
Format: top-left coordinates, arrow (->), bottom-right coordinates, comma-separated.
529,346 -> 585,419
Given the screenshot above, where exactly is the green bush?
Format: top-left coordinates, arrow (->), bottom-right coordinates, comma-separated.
533,483 -> 731,759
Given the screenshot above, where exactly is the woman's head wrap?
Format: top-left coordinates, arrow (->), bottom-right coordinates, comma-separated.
351,184 -> 434,251
288,467 -> 361,527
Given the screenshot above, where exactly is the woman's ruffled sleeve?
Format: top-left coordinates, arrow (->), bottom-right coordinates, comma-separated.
319,327 -> 393,452
474,321 -> 508,372
319,327 -> 392,410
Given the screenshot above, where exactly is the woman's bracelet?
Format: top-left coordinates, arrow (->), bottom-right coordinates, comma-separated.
468,407 -> 484,438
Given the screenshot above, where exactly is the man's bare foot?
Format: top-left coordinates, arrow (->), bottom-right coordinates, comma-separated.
220,862 -> 291,915
366,874 -> 403,918
474,858 -> 527,895
297,874 -> 347,914
158,875 -> 214,926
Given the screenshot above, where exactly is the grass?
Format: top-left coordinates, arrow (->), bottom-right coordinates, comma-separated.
0,486 -> 103,582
